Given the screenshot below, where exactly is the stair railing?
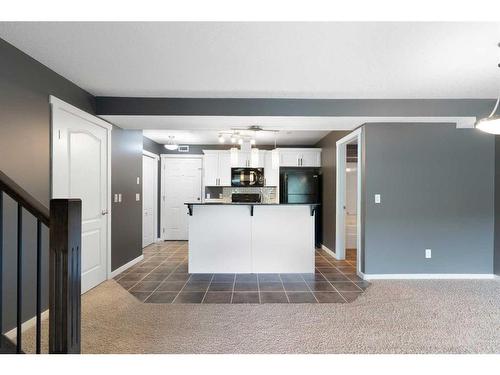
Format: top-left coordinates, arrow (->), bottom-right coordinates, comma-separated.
0,170 -> 81,354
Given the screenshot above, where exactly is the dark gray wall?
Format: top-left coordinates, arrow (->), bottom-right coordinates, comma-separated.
363,123 -> 495,274
0,38 -> 95,333
495,136 -> 500,276
96,97 -> 496,117
315,131 -> 350,251
112,126 -> 143,270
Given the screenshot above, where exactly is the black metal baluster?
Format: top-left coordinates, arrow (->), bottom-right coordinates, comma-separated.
16,203 -> 22,354
0,192 -> 3,343
36,219 -> 41,354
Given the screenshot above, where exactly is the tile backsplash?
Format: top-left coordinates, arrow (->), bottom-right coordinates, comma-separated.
205,186 -> 277,203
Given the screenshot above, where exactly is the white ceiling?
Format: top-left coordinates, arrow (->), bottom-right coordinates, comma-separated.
142,129 -> 330,145
1,22 -> 499,98
104,115 -> 476,145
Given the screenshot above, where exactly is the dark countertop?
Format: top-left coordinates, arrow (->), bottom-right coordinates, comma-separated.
184,202 -> 320,206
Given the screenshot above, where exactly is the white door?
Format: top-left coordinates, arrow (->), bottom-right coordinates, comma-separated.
163,158 -> 202,240
142,154 -> 157,247
218,152 -> 232,186
51,97 -> 110,294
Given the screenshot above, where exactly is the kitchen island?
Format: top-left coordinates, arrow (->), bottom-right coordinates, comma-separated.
185,203 -> 319,274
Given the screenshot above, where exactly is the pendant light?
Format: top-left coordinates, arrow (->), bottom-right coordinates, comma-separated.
164,136 -> 179,151
476,43 -> 500,134
476,97 -> 500,134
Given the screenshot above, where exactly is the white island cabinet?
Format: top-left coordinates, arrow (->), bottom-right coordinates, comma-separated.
186,203 -> 317,274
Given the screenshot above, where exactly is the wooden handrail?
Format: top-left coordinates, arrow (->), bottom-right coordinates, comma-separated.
0,170 -> 50,226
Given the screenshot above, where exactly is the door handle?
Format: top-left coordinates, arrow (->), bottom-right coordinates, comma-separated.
101,209 -> 108,215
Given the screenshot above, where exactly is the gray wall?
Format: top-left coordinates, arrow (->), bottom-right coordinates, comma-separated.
363,123 -> 495,274
495,136 -> 500,276
96,97 -> 496,117
315,131 -> 350,250
112,126 -> 143,270
0,38 -> 95,333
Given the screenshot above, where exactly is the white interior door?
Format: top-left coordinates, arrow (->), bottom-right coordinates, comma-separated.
163,158 -> 202,240
51,97 -> 110,294
142,154 -> 157,247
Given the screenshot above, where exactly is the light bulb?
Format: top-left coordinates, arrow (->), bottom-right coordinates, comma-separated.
218,135 -> 225,143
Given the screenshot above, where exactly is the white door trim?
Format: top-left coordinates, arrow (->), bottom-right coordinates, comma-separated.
335,128 -> 363,276
160,154 -> 203,240
50,95 -> 113,281
143,150 -> 160,160
142,151 -> 159,247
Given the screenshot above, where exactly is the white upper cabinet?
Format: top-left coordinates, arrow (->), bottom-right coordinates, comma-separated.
203,150 -> 231,186
299,150 -> 322,167
233,149 -> 265,167
218,151 -> 232,186
203,152 -> 219,186
278,148 -> 321,167
264,151 -> 280,187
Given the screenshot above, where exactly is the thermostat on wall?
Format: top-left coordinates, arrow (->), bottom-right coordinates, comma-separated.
178,145 -> 189,152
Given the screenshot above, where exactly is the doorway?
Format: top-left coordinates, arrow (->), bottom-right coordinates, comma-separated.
335,128 -> 362,276
142,151 -> 159,248
161,156 -> 202,240
51,96 -> 112,293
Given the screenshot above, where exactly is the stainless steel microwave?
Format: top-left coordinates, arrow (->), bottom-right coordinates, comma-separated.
231,168 -> 265,187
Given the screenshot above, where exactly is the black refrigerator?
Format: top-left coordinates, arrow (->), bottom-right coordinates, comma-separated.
279,167 -> 322,247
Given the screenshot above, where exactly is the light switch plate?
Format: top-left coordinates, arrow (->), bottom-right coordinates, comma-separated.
136,193 -> 140,201
374,194 -> 381,204
114,194 -> 118,203
425,249 -> 432,259
136,177 -> 140,185
118,193 -> 122,203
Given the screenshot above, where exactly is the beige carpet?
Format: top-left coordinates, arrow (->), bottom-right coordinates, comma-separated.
23,278 -> 500,354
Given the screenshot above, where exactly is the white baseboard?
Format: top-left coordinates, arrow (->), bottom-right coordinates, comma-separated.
5,309 -> 49,340
109,254 -> 144,278
321,244 -> 337,258
363,273 -> 496,280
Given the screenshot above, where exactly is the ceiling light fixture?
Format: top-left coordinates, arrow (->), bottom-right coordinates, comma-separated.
250,139 -> 256,146
476,42 -> 500,135
238,138 -> 243,145
164,136 -> 179,151
231,135 -> 237,144
218,134 -> 225,143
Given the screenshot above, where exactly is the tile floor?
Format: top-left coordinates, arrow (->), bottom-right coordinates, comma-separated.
114,241 -> 369,304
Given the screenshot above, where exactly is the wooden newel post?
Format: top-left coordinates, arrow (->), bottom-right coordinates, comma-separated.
49,199 -> 82,354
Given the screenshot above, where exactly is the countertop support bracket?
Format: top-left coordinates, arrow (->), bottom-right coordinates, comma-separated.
250,205 -> 254,216
187,204 -> 193,216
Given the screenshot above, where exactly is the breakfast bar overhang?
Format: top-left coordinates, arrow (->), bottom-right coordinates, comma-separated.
185,203 -> 319,274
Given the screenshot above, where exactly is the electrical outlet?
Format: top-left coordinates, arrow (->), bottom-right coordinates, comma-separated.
136,193 -> 140,201
118,193 -> 122,203
425,249 -> 432,259
114,194 -> 118,203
